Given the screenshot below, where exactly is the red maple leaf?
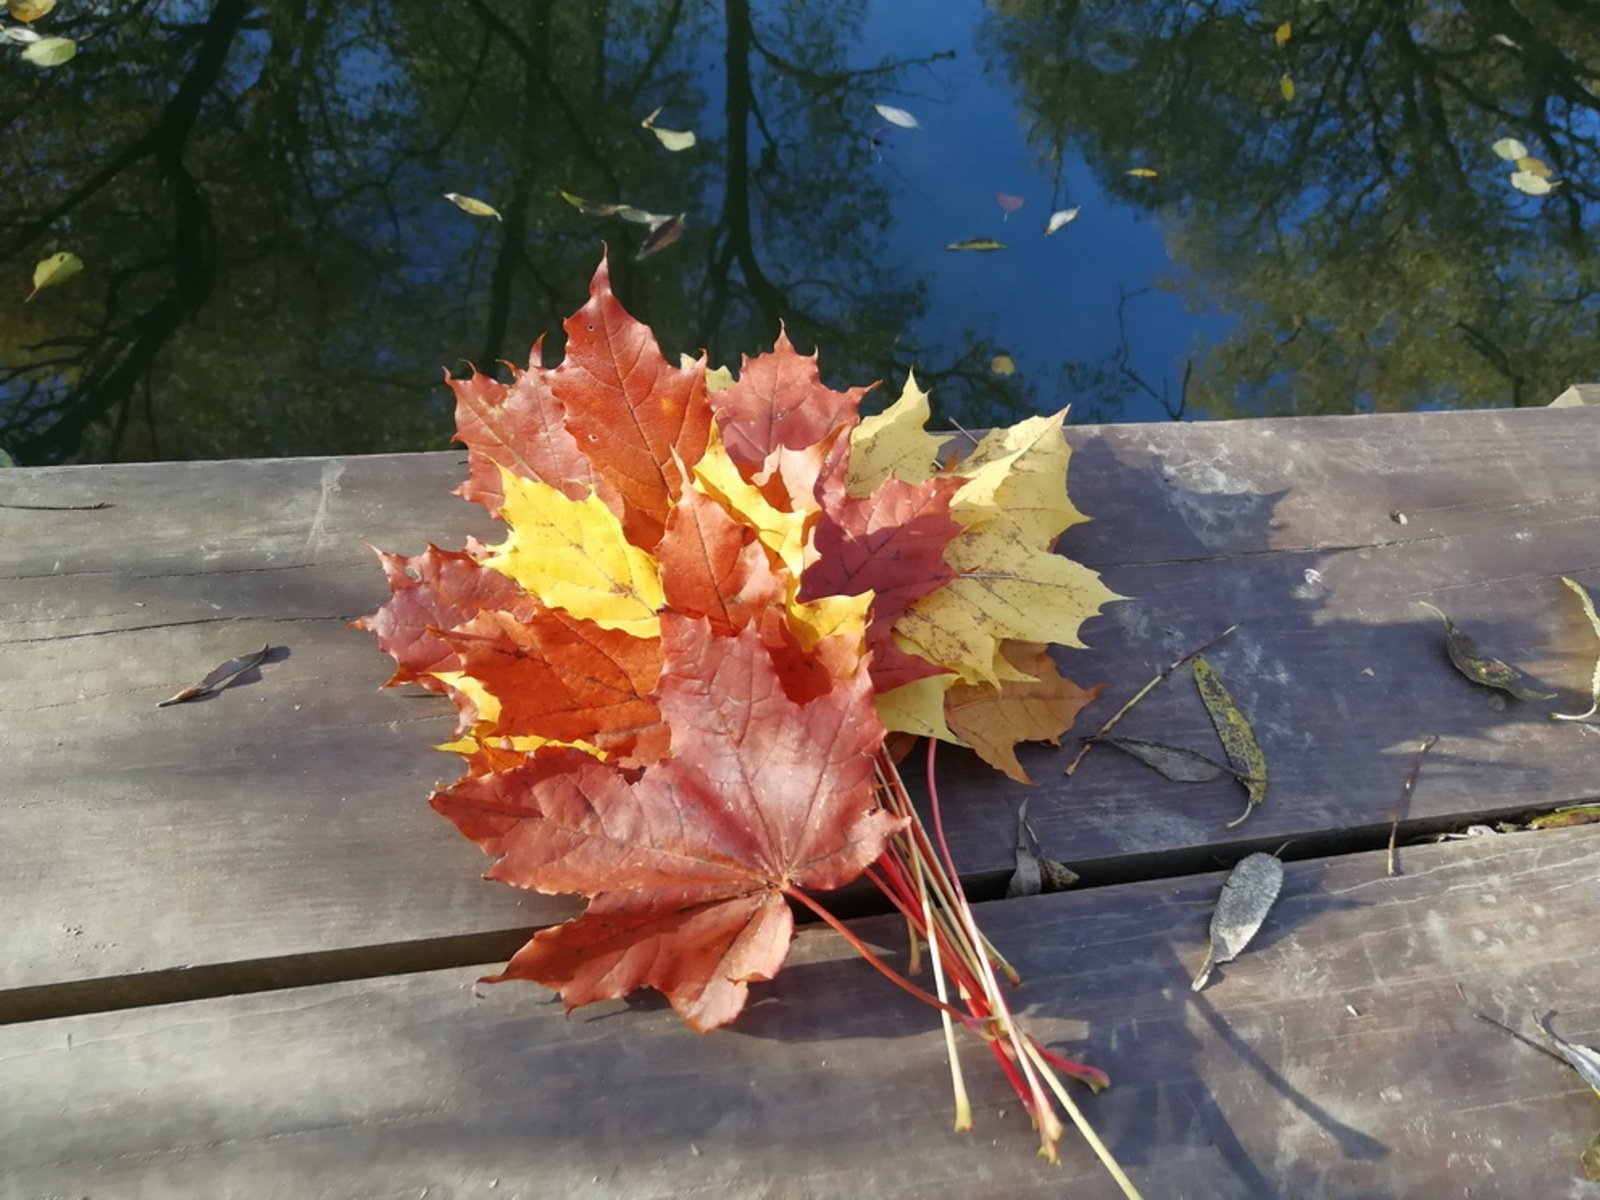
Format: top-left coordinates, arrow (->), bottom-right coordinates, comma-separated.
430,615 -> 902,1031
553,257 -> 712,548
444,602 -> 668,766
801,475 -> 965,691
352,544 -> 524,689
655,483 -> 787,635
710,328 -> 870,465
449,340 -> 621,517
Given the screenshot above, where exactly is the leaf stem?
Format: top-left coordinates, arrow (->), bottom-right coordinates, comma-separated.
782,885 -> 975,1028
1065,623 -> 1238,775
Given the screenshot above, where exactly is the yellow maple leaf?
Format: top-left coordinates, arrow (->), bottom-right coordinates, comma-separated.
845,371 -> 944,496
789,591 -> 873,653
875,670 -> 960,742
946,644 -> 1104,783
691,421 -> 812,581
482,468 -> 663,637
947,409 -> 1087,547
893,520 -> 1120,685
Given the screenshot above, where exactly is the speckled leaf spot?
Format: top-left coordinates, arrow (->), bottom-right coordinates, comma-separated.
1192,656 -> 1267,827
1415,601 -> 1556,701
1192,852 -> 1283,991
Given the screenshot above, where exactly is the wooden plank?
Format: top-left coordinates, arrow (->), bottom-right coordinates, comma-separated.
5,407 -> 1600,1000
4,826 -> 1598,1199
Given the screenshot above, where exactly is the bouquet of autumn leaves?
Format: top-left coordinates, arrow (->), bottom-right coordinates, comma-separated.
357,256 -> 1131,1184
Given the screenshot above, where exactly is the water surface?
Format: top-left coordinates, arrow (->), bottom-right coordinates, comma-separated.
3,1 -> 1596,463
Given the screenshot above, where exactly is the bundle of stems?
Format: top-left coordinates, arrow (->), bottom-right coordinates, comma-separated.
788,740 -> 1142,1197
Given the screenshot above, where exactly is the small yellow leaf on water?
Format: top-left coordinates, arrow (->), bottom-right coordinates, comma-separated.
1280,74 -> 1296,102
1510,171 -> 1558,195
1125,167 -> 1159,178
443,192 -> 502,220
1492,137 -> 1530,161
990,354 -> 1016,376
1515,155 -> 1552,178
640,106 -> 696,151
1274,21 -> 1292,46
873,103 -> 921,130
8,0 -> 56,21
27,250 -> 82,301
650,127 -> 696,152
20,34 -> 73,66
946,238 -> 1006,251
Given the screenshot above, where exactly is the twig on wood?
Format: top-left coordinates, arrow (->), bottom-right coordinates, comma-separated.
946,416 -> 984,448
0,501 -> 112,511
1065,624 -> 1239,776
1386,734 -> 1438,876
1470,1008 -> 1570,1068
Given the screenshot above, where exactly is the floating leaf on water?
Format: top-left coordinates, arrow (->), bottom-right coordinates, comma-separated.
0,446 -> 14,467
1273,21 -> 1292,46
559,190 -> 672,226
443,193 -> 502,221
1088,735 -> 1243,783
1535,1012 -> 1600,1096
26,250 -> 82,301
635,213 -> 686,260
990,354 -> 1015,376
1192,657 -> 1268,827
1510,171 -> 1558,196
1515,155 -> 1553,179
1191,852 -> 1283,991
1044,207 -> 1080,236
1,24 -> 40,42
158,644 -> 271,707
1491,137 -> 1529,161
1554,576 -> 1600,721
649,127 -> 696,152
996,192 -> 1025,218
8,0 -> 54,18
640,106 -> 696,152
1529,805 -> 1600,829
1489,33 -> 1522,50
1125,167 -> 1159,178
1279,74 -> 1296,102
946,238 -> 1006,251
19,33 -> 72,66
1415,601 -> 1556,700
873,103 -> 920,129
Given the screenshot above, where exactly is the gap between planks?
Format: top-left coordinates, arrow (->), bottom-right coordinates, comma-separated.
2,807 -> 1583,1029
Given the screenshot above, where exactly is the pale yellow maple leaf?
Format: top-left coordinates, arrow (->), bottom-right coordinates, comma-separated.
691,421 -> 811,580
483,467 -> 663,637
893,520 -> 1120,686
948,410 -> 1088,547
789,591 -> 873,653
875,670 -> 961,742
845,371 -> 944,496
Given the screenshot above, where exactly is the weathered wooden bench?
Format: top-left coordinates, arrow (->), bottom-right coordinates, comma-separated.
4,405 -> 1598,1197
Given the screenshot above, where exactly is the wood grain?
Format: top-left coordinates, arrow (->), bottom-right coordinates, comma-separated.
4,407 -> 1599,1002
4,826 -> 1598,1199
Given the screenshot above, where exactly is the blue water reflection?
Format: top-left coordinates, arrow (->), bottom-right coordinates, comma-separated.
1,0 -> 1594,463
